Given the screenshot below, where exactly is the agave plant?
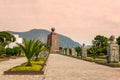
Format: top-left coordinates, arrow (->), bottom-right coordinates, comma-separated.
89,46 -> 99,59
34,43 -> 44,61
34,43 -> 50,61
17,39 -> 41,66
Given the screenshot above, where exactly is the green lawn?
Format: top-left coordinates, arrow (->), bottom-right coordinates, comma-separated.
85,57 -> 120,67
11,65 -> 42,71
10,58 -> 47,72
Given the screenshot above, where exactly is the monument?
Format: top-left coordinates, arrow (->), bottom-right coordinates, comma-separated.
81,43 -> 87,59
71,48 -> 77,56
47,27 -> 59,53
67,48 -> 69,55
107,35 -> 119,63
59,47 -> 64,54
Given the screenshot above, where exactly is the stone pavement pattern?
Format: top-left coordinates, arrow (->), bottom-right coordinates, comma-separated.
45,54 -> 120,80
0,57 -> 43,80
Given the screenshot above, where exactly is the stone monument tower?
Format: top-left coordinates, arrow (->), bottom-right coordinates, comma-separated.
47,27 -> 59,53
107,35 -> 119,63
81,43 -> 87,59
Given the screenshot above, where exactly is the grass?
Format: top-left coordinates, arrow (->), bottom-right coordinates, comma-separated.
96,55 -> 106,59
10,61 -> 44,71
85,57 -> 120,67
31,60 -> 44,65
11,65 -> 42,71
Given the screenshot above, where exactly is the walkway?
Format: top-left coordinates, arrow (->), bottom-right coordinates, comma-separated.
45,54 -> 120,80
0,57 -> 43,80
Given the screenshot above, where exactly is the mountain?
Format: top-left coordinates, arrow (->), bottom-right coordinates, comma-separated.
8,29 -> 81,47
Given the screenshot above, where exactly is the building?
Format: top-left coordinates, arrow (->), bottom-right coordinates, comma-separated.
5,34 -> 22,48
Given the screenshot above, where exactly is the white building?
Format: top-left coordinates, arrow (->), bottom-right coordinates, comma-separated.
14,34 -> 22,44
5,34 -> 23,48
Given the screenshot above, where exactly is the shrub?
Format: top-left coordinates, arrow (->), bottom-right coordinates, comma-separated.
13,47 -> 21,56
88,46 -> 99,59
0,46 -> 5,56
69,48 -> 72,55
6,48 -> 13,56
75,46 -> 81,57
64,48 -> 67,55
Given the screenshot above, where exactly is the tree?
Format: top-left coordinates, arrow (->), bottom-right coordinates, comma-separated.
17,39 -> 42,66
75,46 -> 81,57
117,36 -> 120,45
92,35 -> 109,55
0,31 -> 16,42
0,42 -> 5,56
93,35 -> 109,47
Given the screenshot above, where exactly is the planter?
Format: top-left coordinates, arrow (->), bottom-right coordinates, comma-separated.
4,70 -> 44,75
4,56 -> 49,75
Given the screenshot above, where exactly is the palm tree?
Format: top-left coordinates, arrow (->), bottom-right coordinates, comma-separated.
17,39 -> 41,66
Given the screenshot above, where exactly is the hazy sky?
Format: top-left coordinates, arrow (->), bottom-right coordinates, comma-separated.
0,0 -> 120,45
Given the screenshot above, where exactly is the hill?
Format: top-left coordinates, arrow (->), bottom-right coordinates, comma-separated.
8,29 -> 81,47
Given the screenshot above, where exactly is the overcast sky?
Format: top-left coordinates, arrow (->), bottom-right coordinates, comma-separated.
0,0 -> 120,45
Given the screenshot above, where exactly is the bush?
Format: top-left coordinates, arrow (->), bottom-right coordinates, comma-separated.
6,48 -> 13,56
69,48 -> 72,55
102,47 -> 107,55
0,46 -> 5,56
13,47 -> 21,56
75,46 -> 81,57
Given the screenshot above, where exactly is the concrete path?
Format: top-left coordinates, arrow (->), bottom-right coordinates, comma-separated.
0,57 -> 43,80
45,54 -> 120,80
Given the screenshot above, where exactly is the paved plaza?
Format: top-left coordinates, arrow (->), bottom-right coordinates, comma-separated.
0,54 -> 120,80
45,54 -> 120,80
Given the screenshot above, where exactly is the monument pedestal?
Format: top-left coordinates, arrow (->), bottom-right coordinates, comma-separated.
107,44 -> 119,62
107,35 -> 119,63
71,48 -> 77,57
81,44 -> 87,59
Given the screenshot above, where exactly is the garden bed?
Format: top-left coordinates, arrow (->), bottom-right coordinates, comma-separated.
84,57 -> 120,68
4,70 -> 44,75
61,54 -> 120,68
4,56 -> 49,75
